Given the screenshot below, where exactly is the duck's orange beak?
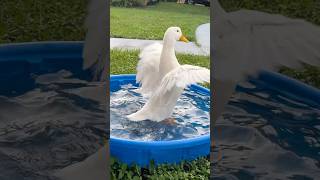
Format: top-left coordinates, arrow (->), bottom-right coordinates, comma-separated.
179,35 -> 189,43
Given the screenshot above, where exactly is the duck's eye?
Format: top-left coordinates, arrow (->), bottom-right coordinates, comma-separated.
177,30 -> 179,32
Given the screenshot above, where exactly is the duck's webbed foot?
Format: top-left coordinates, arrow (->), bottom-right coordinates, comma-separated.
161,118 -> 177,125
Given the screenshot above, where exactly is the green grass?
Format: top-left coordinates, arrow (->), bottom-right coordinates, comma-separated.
279,65 -> 320,88
111,157 -> 210,180
111,49 -> 210,74
110,2 -> 210,41
0,0 -> 87,44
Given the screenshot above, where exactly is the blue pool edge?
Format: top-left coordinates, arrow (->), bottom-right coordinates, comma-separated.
110,74 -> 211,166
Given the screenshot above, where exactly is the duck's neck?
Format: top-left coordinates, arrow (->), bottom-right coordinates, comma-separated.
159,36 -> 179,75
161,36 -> 176,58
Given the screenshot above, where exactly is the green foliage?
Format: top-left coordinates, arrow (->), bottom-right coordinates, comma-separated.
111,0 -> 146,7
159,0 -> 178,2
111,156 -> 210,180
220,0 -> 320,25
279,65 -> 320,88
111,157 -> 142,180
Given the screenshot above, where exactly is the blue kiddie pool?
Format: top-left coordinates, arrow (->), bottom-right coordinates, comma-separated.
110,74 -> 210,166
1,42 -> 319,171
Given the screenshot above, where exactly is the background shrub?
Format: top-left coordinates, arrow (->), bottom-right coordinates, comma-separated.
111,0 -> 158,7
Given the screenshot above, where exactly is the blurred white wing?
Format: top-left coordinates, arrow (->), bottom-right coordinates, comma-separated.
213,0 -> 320,124
214,11 -> 320,82
135,43 -> 163,95
83,0 -> 107,80
128,65 -> 210,121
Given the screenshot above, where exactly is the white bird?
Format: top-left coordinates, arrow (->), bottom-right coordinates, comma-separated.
127,27 -> 210,122
212,0 -> 320,124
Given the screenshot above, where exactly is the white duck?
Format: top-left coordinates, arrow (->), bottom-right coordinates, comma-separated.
212,0 -> 320,124
127,27 -> 210,122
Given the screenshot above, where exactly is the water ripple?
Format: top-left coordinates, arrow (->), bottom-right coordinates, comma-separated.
212,80 -> 320,179
110,84 -> 210,141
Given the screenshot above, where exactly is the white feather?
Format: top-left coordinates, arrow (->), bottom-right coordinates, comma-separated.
128,27 -> 210,122
135,43 -> 163,95
128,65 -> 210,122
213,0 -> 320,124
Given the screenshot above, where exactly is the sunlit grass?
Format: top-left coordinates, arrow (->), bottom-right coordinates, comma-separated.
110,2 -> 209,41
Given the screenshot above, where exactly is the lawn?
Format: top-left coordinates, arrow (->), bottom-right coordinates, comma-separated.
111,49 -> 210,74
110,2 -> 210,41
0,0 -> 88,44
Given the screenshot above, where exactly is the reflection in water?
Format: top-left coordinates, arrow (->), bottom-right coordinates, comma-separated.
0,59 -> 106,180
212,80 -> 320,179
110,84 -> 210,141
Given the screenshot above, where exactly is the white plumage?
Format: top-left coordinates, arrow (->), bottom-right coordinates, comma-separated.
135,43 -> 162,95
127,27 -> 210,122
212,0 -> 320,123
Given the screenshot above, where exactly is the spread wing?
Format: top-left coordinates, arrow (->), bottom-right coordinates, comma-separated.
214,12 -> 320,82
128,65 -> 210,122
135,43 -> 163,95
213,0 -> 320,124
155,64 -> 210,97
248,17 -> 320,74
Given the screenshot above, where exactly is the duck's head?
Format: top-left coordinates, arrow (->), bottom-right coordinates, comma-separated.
164,27 -> 189,43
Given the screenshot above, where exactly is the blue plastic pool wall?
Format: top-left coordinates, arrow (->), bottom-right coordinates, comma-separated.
0,41 -> 83,62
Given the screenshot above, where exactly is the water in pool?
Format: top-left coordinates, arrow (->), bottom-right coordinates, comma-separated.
211,79 -> 320,179
0,58 -> 106,180
110,84 -> 210,141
